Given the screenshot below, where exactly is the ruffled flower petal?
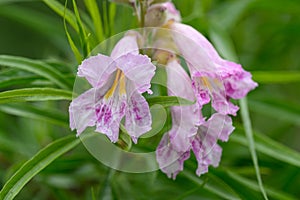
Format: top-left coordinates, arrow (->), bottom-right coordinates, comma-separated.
69,88 -> 101,136
95,92 -> 127,143
165,58 -> 201,151
117,53 -> 156,94
170,22 -> 257,115
125,80 -> 152,143
191,113 -> 234,176
156,133 -> 190,180
111,31 -> 140,59
77,54 -> 116,88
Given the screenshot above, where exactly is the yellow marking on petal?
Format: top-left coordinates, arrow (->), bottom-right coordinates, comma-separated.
119,73 -> 126,95
201,77 -> 212,90
104,70 -> 122,99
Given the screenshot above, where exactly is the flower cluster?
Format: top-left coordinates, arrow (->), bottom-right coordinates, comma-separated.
69,1 -> 257,179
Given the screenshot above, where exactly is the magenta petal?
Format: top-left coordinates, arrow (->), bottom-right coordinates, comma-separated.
111,31 -> 140,59
95,93 -> 127,143
69,88 -> 100,136
117,53 -> 156,94
77,54 -> 116,88
125,81 -> 152,143
165,59 -> 201,151
156,133 -> 190,180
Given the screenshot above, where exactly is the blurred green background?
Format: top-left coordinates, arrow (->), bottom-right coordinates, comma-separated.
0,0 -> 300,199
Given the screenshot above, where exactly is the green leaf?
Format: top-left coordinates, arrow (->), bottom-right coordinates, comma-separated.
0,88 -> 73,104
248,100 -> 300,125
84,0 -> 104,42
42,0 -> 79,32
252,71 -> 300,84
72,0 -> 90,56
0,135 -> 80,200
0,103 -> 68,127
147,96 -> 195,107
226,170 -> 298,200
240,98 -> 269,200
0,55 -> 71,89
182,171 -> 241,200
63,6 -> 83,63
0,75 -> 41,88
231,128 -> 300,168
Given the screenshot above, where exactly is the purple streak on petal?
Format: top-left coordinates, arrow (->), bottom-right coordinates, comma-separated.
156,133 -> 190,180
125,80 -> 152,143
165,59 -> 202,152
95,92 -> 127,143
69,87 -> 103,136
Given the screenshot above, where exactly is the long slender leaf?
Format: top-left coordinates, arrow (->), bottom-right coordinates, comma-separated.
226,170 -> 297,200
239,98 -> 269,200
182,171 -> 241,200
147,96 -> 195,107
72,0 -> 90,56
231,128 -> 300,168
0,88 -> 73,104
42,0 -> 79,32
0,75 -> 41,88
0,135 -> 80,200
0,55 -> 71,89
0,103 -> 68,127
252,71 -> 300,84
84,0 -> 104,42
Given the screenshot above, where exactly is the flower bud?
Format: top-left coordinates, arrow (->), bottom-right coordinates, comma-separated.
145,2 -> 181,27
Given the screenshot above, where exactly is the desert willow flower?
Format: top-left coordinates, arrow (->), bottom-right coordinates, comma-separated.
156,57 -> 235,179
69,31 -> 156,143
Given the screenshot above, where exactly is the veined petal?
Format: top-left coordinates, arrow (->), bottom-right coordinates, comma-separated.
117,53 -> 156,94
95,85 -> 127,143
69,88 -> 101,136
77,54 -> 116,88
191,113 -> 234,176
156,133 -> 190,180
165,59 -> 201,151
111,31 -> 140,59
125,80 -> 152,143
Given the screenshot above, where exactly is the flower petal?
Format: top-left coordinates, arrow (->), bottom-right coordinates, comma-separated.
117,53 -> 156,94
95,91 -> 127,143
165,59 -> 201,151
125,80 -> 152,143
191,113 -> 234,176
156,133 -> 190,179
69,88 -> 100,136
111,31 -> 140,59
77,54 -> 116,88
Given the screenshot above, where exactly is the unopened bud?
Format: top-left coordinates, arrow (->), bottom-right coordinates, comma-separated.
145,2 -> 181,27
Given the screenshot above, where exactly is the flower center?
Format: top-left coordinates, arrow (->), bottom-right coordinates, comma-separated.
104,69 -> 126,99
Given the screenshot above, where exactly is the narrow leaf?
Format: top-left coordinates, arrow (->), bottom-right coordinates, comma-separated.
0,135 -> 80,200
42,0 -> 79,32
252,71 -> 300,84
239,98 -> 269,200
0,55 -> 71,89
0,103 -> 68,127
147,96 -> 195,107
84,0 -> 104,42
0,88 -> 73,104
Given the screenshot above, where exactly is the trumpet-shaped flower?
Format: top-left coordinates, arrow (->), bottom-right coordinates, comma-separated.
169,22 -> 258,115
69,32 -> 156,143
156,58 -> 234,179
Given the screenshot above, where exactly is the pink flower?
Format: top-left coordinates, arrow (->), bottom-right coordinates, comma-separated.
169,22 -> 258,115
69,32 -> 156,143
156,58 -> 235,179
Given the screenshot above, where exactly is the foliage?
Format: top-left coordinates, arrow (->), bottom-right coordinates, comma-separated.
0,0 -> 299,199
